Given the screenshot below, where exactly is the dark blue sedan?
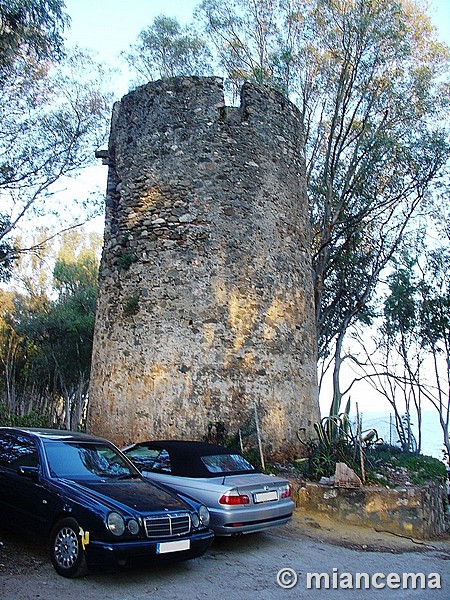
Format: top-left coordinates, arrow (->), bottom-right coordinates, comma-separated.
0,427 -> 214,577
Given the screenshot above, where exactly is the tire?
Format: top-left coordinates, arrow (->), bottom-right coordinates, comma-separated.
49,517 -> 88,578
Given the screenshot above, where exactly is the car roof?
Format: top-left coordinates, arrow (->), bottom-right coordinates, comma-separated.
130,440 -> 257,478
0,427 -> 108,443
143,440 -> 232,456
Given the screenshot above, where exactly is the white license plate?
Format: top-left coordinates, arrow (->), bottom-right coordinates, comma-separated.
156,539 -> 191,554
254,490 -> 278,503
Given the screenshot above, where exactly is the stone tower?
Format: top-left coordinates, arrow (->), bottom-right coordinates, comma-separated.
88,77 -> 319,458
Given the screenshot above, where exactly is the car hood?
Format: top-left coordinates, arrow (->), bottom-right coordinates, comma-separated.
63,478 -> 191,514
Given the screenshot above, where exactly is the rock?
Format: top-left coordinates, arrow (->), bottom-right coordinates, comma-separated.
334,462 -> 362,488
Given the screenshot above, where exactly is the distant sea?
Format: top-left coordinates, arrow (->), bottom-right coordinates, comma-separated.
349,410 -> 448,462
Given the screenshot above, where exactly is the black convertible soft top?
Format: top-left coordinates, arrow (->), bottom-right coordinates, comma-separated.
132,440 -> 259,478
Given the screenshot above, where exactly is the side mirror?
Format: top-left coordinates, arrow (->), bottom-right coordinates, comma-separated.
17,465 -> 39,481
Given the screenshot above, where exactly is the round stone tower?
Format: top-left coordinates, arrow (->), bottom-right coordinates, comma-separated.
88,77 -> 319,458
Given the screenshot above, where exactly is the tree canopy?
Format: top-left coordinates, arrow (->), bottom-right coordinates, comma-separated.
0,0 -> 68,73
0,228 -> 101,428
123,14 -> 213,84
0,0 -> 113,282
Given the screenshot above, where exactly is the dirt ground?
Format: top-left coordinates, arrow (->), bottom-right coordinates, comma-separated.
1,512 -> 449,577
283,512 -> 450,553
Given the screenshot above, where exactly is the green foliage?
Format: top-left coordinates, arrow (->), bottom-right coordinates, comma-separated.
0,34 -> 114,276
379,246 -> 450,459
418,249 -> 450,349
0,403 -> 51,428
297,415 -> 361,479
0,229 -> 100,429
0,0 -> 69,73
365,444 -> 447,486
123,15 -> 213,84
384,253 -> 418,337
117,252 -> 138,270
0,0 -> 68,281
124,294 -> 140,317
0,402 -> 9,425
197,0 -> 284,95
308,0 -> 450,360
297,419 -> 446,486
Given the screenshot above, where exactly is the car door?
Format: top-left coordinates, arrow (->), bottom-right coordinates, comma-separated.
0,432 -> 56,535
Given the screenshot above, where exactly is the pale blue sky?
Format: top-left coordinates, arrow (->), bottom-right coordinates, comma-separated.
64,0 -> 199,64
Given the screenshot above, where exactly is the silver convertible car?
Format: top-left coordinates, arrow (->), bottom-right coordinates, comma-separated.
122,440 -> 294,536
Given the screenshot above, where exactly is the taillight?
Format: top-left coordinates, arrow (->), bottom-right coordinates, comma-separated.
219,491 -> 250,505
280,484 -> 291,499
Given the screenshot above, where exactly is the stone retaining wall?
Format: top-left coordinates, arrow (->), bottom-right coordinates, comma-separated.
291,481 -> 448,539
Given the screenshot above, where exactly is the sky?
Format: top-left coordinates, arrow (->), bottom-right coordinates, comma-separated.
63,0 -> 199,70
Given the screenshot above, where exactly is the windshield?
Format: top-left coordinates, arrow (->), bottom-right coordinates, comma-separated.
201,453 -> 255,474
44,440 -> 140,481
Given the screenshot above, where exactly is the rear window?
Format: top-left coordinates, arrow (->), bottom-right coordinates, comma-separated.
201,453 -> 255,474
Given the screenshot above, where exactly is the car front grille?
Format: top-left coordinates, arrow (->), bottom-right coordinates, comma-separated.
143,512 -> 191,538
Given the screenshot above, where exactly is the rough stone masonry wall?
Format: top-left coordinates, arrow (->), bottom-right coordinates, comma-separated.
88,76 -> 320,457
292,481 -> 448,539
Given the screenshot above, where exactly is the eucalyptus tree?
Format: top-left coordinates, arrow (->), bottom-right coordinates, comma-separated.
123,15 -> 213,85
345,237 -> 450,460
0,47 -> 114,280
0,0 -> 114,282
40,230 -> 100,429
197,0 -> 450,413
197,0 -> 286,96
1,0 -> 67,280
0,0 -> 68,73
416,249 -> 450,462
381,253 -> 425,451
0,228 -> 101,429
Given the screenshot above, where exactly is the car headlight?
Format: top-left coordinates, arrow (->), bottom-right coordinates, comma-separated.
191,512 -> 200,528
127,518 -> 140,535
107,511 -> 125,536
198,505 -> 210,527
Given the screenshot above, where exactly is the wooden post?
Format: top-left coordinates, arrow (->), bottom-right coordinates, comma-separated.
356,402 -> 366,484
254,403 -> 265,471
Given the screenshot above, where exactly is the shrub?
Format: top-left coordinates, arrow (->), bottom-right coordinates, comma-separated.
117,252 -> 138,270
124,294 -> 140,316
365,444 -> 447,485
0,404 -> 52,428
